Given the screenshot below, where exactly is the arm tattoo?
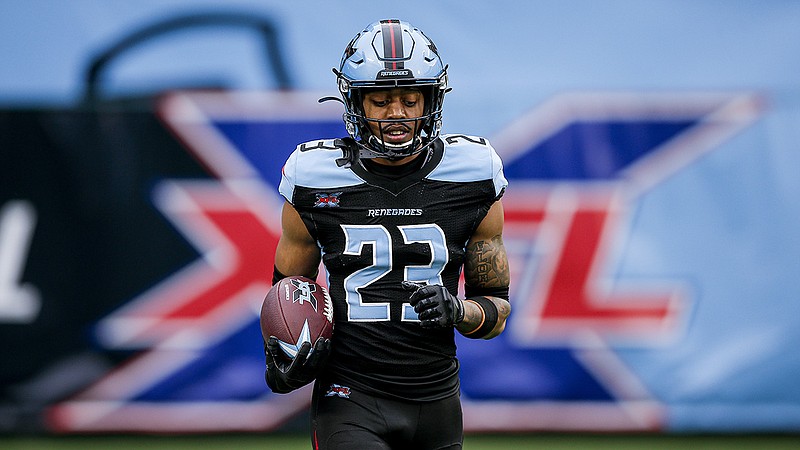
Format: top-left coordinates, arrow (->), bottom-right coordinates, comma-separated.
465,235 -> 510,288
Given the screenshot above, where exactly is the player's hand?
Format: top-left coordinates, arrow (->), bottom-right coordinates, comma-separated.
403,282 -> 465,328
264,336 -> 331,394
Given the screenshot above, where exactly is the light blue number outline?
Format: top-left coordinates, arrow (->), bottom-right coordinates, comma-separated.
340,223 -> 448,322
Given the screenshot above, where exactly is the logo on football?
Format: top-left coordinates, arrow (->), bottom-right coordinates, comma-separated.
260,276 -> 333,360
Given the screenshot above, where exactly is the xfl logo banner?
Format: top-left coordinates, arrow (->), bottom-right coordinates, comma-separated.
49,91 -> 761,432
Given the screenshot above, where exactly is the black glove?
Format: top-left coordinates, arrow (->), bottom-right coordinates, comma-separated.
264,336 -> 331,394
403,282 -> 465,328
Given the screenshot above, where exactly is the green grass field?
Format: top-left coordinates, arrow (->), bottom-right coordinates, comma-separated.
2,433 -> 798,449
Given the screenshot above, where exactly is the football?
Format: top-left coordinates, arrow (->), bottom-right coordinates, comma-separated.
260,276 -> 334,361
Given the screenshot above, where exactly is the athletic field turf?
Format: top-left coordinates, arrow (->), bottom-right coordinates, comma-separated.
2,433 -> 798,449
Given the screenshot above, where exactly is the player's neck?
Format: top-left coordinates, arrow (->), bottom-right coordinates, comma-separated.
361,153 -> 426,180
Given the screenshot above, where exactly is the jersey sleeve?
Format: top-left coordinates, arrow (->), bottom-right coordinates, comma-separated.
278,140 -> 366,205
429,134 -> 508,199
278,147 -> 299,204
489,141 -> 508,199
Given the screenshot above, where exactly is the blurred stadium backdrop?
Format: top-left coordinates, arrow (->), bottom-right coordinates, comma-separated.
2,0 -> 800,446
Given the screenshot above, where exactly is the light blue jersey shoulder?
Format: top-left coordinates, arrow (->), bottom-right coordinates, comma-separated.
430,134 -> 508,198
279,135 -> 508,202
278,139 -> 364,202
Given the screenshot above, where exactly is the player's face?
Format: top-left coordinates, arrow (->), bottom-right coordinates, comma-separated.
362,88 -> 425,146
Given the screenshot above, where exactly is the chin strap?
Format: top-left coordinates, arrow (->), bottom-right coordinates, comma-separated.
334,138 -> 358,168
366,135 -> 423,160
334,136 -> 427,167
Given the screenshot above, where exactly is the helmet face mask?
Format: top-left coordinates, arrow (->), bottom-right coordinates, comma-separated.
334,19 -> 448,160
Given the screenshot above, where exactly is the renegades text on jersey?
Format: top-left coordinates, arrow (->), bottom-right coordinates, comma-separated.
278,134 -> 507,401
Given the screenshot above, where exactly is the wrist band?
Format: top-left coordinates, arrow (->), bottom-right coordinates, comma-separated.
462,295 -> 499,339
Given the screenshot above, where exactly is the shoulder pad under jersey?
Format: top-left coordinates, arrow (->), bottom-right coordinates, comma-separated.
428,134 -> 508,198
278,139 -> 365,202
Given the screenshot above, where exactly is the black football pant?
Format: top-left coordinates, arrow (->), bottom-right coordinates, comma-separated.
310,380 -> 463,449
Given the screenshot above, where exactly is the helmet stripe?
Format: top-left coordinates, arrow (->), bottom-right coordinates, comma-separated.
380,19 -> 404,70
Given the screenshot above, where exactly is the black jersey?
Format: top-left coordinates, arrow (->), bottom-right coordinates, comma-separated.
278,135 -> 507,401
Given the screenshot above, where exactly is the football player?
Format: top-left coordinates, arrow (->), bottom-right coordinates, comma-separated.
265,19 -> 511,449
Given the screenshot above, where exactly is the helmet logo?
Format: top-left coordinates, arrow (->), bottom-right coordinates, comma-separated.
378,69 -> 412,79
341,33 -> 360,63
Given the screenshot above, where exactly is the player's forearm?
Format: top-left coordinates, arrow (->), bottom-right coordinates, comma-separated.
460,230 -> 510,338
464,234 -> 510,288
274,237 -> 321,282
